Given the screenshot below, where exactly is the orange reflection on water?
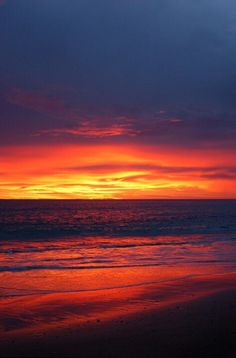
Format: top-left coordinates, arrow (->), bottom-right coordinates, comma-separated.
1,263 -> 236,339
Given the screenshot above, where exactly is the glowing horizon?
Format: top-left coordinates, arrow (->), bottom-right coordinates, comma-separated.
1,143 -> 235,199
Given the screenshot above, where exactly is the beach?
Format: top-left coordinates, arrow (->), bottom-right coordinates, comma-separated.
1,273 -> 236,357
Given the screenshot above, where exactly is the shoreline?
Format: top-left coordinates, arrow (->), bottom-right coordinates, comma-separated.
1,272 -> 236,357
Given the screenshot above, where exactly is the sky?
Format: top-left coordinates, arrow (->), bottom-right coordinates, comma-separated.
0,0 -> 236,199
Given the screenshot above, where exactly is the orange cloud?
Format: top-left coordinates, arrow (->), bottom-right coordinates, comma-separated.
0,143 -> 235,199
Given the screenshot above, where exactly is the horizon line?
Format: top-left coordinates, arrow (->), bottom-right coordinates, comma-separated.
0,198 -> 235,201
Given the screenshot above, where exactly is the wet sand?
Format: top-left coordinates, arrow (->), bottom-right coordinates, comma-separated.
1,272 -> 236,357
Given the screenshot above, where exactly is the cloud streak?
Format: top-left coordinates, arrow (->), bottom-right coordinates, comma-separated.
63,163 -> 236,179
37,121 -> 141,138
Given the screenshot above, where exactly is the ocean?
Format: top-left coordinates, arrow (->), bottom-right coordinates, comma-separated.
1,199 -> 236,298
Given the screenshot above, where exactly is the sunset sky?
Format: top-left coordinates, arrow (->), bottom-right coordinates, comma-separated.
0,0 -> 236,199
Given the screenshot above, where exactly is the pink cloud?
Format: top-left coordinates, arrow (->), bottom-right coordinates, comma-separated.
37,120 -> 141,138
5,87 -> 143,138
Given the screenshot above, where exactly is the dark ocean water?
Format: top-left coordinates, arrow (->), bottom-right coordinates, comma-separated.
1,199 -> 236,238
0,200 -> 236,297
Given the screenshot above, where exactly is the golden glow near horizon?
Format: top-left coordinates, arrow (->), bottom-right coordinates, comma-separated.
0,144 -> 235,199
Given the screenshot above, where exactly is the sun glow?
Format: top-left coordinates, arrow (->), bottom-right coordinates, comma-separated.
0,144 -> 235,199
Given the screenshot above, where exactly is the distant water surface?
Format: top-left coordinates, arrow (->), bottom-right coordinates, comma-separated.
0,200 -> 236,298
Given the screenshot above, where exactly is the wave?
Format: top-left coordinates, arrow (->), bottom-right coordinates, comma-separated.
1,226 -> 236,241
0,235 -> 236,254
1,259 -> 236,273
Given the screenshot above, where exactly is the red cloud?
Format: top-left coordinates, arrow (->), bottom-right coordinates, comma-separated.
38,121 -> 141,138
6,87 -> 143,138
